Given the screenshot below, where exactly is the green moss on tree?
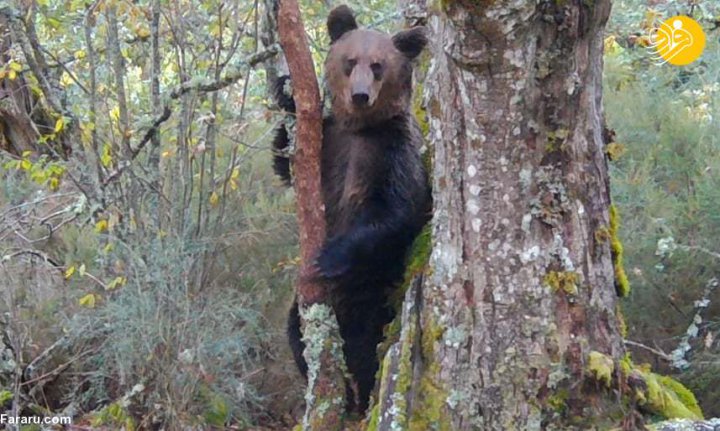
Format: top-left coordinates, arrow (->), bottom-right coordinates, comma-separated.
546,389 -> 569,413
588,351 -> 615,387
365,403 -> 380,430
408,317 -> 449,431
546,128 -> 570,153
642,371 -> 703,420
408,363 -> 450,431
595,353 -> 703,421
543,271 -> 580,295
594,225 -> 610,243
605,142 -> 626,161
616,304 -> 628,338
379,225 -> 432,364
609,204 -> 631,297
404,225 -> 432,285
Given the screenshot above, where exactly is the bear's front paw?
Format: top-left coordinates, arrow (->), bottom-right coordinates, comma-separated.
315,238 -> 354,278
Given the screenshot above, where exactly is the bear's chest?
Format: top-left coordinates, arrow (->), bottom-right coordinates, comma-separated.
321,124 -> 391,233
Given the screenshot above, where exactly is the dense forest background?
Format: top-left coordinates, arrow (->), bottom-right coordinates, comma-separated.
0,0 -> 719,429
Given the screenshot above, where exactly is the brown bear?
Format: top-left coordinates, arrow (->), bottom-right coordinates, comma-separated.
272,5 -> 430,412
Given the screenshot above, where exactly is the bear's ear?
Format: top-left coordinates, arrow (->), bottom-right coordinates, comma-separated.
392,27 -> 427,59
327,5 -> 358,43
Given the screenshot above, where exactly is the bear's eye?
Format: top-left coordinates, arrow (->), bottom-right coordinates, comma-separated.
370,62 -> 384,80
344,58 -> 357,76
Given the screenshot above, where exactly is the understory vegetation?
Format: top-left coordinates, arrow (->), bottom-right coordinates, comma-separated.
605,0 -> 720,417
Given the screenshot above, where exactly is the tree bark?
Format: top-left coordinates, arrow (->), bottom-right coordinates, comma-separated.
276,0 -> 347,429
373,1 -> 633,429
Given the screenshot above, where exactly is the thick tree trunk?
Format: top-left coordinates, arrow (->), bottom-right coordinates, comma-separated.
373,1 -> 632,429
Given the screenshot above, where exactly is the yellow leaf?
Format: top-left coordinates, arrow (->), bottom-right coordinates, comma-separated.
48,177 -> 60,191
9,61 -> 22,72
604,35 -> 623,57
65,265 -> 76,279
95,219 -> 108,233
230,179 -> 238,191
103,243 -> 115,254
46,17 -> 61,29
74,49 -> 86,60
60,72 -> 73,87
79,293 -> 96,308
135,27 -> 150,38
161,150 -> 172,158
54,117 -> 64,133
637,35 -> 652,48
106,276 -> 126,290
20,159 -> 31,171
110,106 -> 120,122
31,170 -> 47,183
231,168 -> 240,180
101,144 -> 113,167
209,22 -> 221,37
21,150 -> 32,158
8,70 -> 16,80
209,191 -> 220,207
79,263 -> 86,277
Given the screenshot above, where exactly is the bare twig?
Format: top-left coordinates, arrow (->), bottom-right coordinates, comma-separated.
1,249 -> 62,268
623,339 -> 672,361
106,4 -> 132,158
148,0 -> 162,174
84,1 -> 104,186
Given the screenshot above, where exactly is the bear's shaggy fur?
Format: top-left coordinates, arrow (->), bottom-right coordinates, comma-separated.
272,5 -> 430,412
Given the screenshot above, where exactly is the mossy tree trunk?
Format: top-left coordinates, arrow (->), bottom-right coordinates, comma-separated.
372,1 -> 635,429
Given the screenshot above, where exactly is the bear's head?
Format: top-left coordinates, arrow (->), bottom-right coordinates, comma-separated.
325,5 -> 427,129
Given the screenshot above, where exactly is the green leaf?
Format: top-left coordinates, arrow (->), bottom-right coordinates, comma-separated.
0,390 -> 12,404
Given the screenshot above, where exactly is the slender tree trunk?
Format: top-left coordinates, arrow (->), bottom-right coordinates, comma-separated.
277,0 -> 347,429
373,1 -> 632,429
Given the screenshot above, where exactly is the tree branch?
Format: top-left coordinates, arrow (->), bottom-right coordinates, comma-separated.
101,45 -> 279,186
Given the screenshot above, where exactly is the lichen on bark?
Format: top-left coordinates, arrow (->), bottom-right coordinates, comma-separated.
300,303 -> 347,430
